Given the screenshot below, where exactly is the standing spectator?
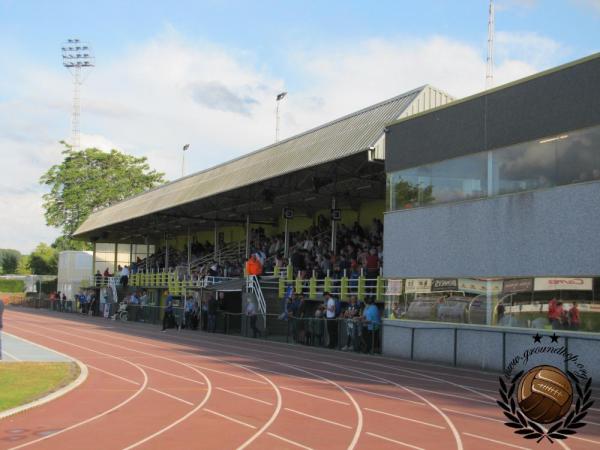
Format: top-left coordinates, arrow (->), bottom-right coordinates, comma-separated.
207,294 -> 218,332
569,302 -> 580,331
120,265 -> 130,288
362,298 -> 381,353
342,296 -> 361,351
246,298 -> 261,338
161,291 -> 175,331
103,267 -> 111,278
496,300 -> 505,324
0,298 -> 4,360
61,293 -> 67,312
548,298 -> 561,329
324,292 -> 338,349
129,291 -> 139,322
95,270 -> 103,286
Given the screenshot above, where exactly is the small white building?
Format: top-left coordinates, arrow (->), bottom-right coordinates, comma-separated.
57,251 -> 93,299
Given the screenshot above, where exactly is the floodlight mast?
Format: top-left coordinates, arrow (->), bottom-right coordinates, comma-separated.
486,0 -> 495,90
62,39 -> 95,151
275,91 -> 287,142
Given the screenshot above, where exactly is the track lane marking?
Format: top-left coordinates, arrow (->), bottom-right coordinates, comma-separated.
204,408 -> 256,429
7,325 -> 149,450
366,432 -> 425,450
216,387 -> 273,406
237,364 -> 329,385
137,362 -> 206,385
148,387 -> 194,406
87,364 -> 140,385
2,350 -> 21,361
345,385 -> 426,406
188,363 -> 267,384
284,407 -> 352,429
267,432 -> 315,450
462,432 -> 531,450
364,407 -> 446,429
279,386 -> 350,405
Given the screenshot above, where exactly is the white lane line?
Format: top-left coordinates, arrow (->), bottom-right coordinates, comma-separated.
267,432 -> 314,450
345,385 -> 426,406
234,364 -> 282,450
216,387 -> 273,406
239,364 -> 329,385
462,432 -> 531,450
87,364 -> 140,386
189,363 -> 267,385
7,326 -> 149,450
279,386 -> 350,405
137,363 -> 205,385
571,435 -> 600,445
204,408 -> 256,429
366,432 -> 425,450
442,408 -> 503,423
410,386 -> 491,405
364,407 -> 446,429
2,350 -> 21,361
284,407 -> 352,429
148,387 -> 194,406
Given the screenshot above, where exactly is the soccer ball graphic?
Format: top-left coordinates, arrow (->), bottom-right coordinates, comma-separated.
517,365 -> 573,424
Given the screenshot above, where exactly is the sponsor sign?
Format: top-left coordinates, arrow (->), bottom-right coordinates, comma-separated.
385,279 -> 403,296
534,277 -> 593,291
458,278 -> 503,295
404,278 -> 432,293
431,278 -> 458,292
502,278 -> 533,294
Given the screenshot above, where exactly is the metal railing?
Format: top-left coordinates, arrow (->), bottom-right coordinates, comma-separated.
246,275 -> 267,327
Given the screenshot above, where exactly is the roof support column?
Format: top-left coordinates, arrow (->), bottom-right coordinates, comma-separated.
92,242 -> 96,276
113,243 -> 118,275
164,233 -> 169,270
284,216 -> 289,259
213,222 -> 218,262
145,236 -> 149,272
187,227 -> 191,276
330,196 -> 337,253
245,215 -> 250,260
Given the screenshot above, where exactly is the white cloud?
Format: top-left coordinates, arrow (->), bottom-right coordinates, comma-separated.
0,30 -> 568,253
572,0 -> 600,13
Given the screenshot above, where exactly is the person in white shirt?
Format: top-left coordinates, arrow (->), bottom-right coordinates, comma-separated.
246,298 -> 261,338
120,265 -> 130,288
324,292 -> 338,349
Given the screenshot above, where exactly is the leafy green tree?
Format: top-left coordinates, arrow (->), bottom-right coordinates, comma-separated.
40,142 -> 165,240
0,249 -> 21,274
28,243 -> 58,275
1,253 -> 19,274
16,255 -> 31,275
393,179 -> 434,208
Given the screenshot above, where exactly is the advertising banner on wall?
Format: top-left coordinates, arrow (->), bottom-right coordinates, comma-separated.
385,279 -> 403,296
404,278 -> 432,293
458,278 -> 503,295
502,278 -> 534,294
431,278 -> 458,292
534,277 -> 593,291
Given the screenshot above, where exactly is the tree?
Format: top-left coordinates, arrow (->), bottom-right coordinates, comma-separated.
16,255 -> 31,275
1,253 -> 19,274
28,243 -> 58,275
40,142 -> 165,241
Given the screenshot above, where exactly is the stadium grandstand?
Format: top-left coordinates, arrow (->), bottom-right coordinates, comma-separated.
72,85 -> 453,327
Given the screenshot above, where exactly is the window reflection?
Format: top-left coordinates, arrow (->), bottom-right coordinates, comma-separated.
388,124 -> 600,212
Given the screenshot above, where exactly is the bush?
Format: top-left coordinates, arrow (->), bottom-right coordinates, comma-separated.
0,279 -> 25,293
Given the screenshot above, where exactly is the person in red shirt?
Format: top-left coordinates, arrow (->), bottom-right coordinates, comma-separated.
569,302 -> 580,331
548,298 -> 561,329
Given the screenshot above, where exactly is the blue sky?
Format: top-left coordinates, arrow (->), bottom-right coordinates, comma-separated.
0,0 -> 599,253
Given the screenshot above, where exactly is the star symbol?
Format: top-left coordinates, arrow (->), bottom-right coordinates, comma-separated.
533,333 -> 542,343
550,333 -> 559,343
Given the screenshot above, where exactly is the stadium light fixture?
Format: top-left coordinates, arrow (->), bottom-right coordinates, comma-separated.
182,144 -> 190,177
275,91 -> 287,143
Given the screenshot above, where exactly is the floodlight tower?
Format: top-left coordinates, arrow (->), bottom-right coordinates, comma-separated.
486,0 -> 495,90
275,92 -> 287,142
62,39 -> 95,151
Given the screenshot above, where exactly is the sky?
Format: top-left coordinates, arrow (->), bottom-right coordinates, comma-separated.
0,0 -> 599,254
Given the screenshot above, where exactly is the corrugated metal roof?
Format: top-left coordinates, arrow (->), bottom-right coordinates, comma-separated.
75,85 -> 437,237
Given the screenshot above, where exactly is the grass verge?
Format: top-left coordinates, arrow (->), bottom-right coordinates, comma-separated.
0,362 -> 80,412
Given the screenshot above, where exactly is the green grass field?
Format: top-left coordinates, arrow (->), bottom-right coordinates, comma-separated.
0,362 -> 80,412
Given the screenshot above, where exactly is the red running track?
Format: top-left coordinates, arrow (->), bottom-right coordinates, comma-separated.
1,308 -> 599,450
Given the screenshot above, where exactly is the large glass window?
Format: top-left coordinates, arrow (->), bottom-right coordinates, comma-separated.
387,124 -> 600,212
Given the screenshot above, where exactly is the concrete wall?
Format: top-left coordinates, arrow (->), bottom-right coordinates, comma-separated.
383,181 -> 600,278
382,319 -> 600,384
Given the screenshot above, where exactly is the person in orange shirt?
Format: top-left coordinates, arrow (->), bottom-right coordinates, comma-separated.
569,302 -> 580,331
